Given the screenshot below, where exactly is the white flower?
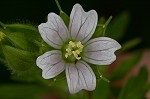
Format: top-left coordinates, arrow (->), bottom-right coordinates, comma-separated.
36,4 -> 121,94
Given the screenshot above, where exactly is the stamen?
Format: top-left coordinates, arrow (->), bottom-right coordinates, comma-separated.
72,50 -> 81,60
69,41 -> 76,47
65,53 -> 69,58
65,41 -> 84,61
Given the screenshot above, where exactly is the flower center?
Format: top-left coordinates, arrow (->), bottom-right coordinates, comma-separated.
65,41 -> 84,61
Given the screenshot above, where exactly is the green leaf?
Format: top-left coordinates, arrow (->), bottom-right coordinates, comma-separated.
60,11 -> 69,27
92,25 -> 104,38
92,16 -> 112,38
2,45 -> 36,71
118,66 -> 149,99
110,52 -> 142,81
11,66 -> 42,82
106,12 -> 130,40
93,80 -> 110,99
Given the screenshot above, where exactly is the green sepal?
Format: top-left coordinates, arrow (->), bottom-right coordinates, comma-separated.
37,41 -> 54,55
92,25 -> 104,38
60,11 -> 70,27
92,16 -> 112,38
2,45 -> 36,71
55,0 -> 69,27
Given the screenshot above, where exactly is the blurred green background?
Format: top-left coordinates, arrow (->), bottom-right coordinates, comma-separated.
0,0 -> 150,47
0,0 -> 150,99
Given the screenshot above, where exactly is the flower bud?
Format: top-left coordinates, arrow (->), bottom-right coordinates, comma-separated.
2,45 -> 36,71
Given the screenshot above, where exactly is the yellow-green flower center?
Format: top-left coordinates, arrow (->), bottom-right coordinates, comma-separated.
65,41 -> 84,60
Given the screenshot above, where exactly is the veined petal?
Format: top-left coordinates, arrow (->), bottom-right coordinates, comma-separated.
76,61 -> 96,91
36,50 -> 62,70
42,59 -> 65,79
66,61 -> 96,94
38,13 -> 68,49
36,50 -> 65,79
66,63 -> 79,94
69,4 -> 98,44
83,37 -> 121,65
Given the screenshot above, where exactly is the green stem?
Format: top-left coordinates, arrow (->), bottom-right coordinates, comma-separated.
100,75 -> 110,83
97,67 -> 110,83
54,0 -> 62,12
104,16 -> 112,27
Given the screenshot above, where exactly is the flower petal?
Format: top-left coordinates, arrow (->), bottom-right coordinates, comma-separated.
76,61 -> 96,91
38,13 -> 68,49
69,4 -> 98,44
36,50 -> 62,69
42,59 -> 65,79
36,50 -> 65,79
65,63 -> 79,94
66,61 -> 96,94
83,37 -> 121,65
